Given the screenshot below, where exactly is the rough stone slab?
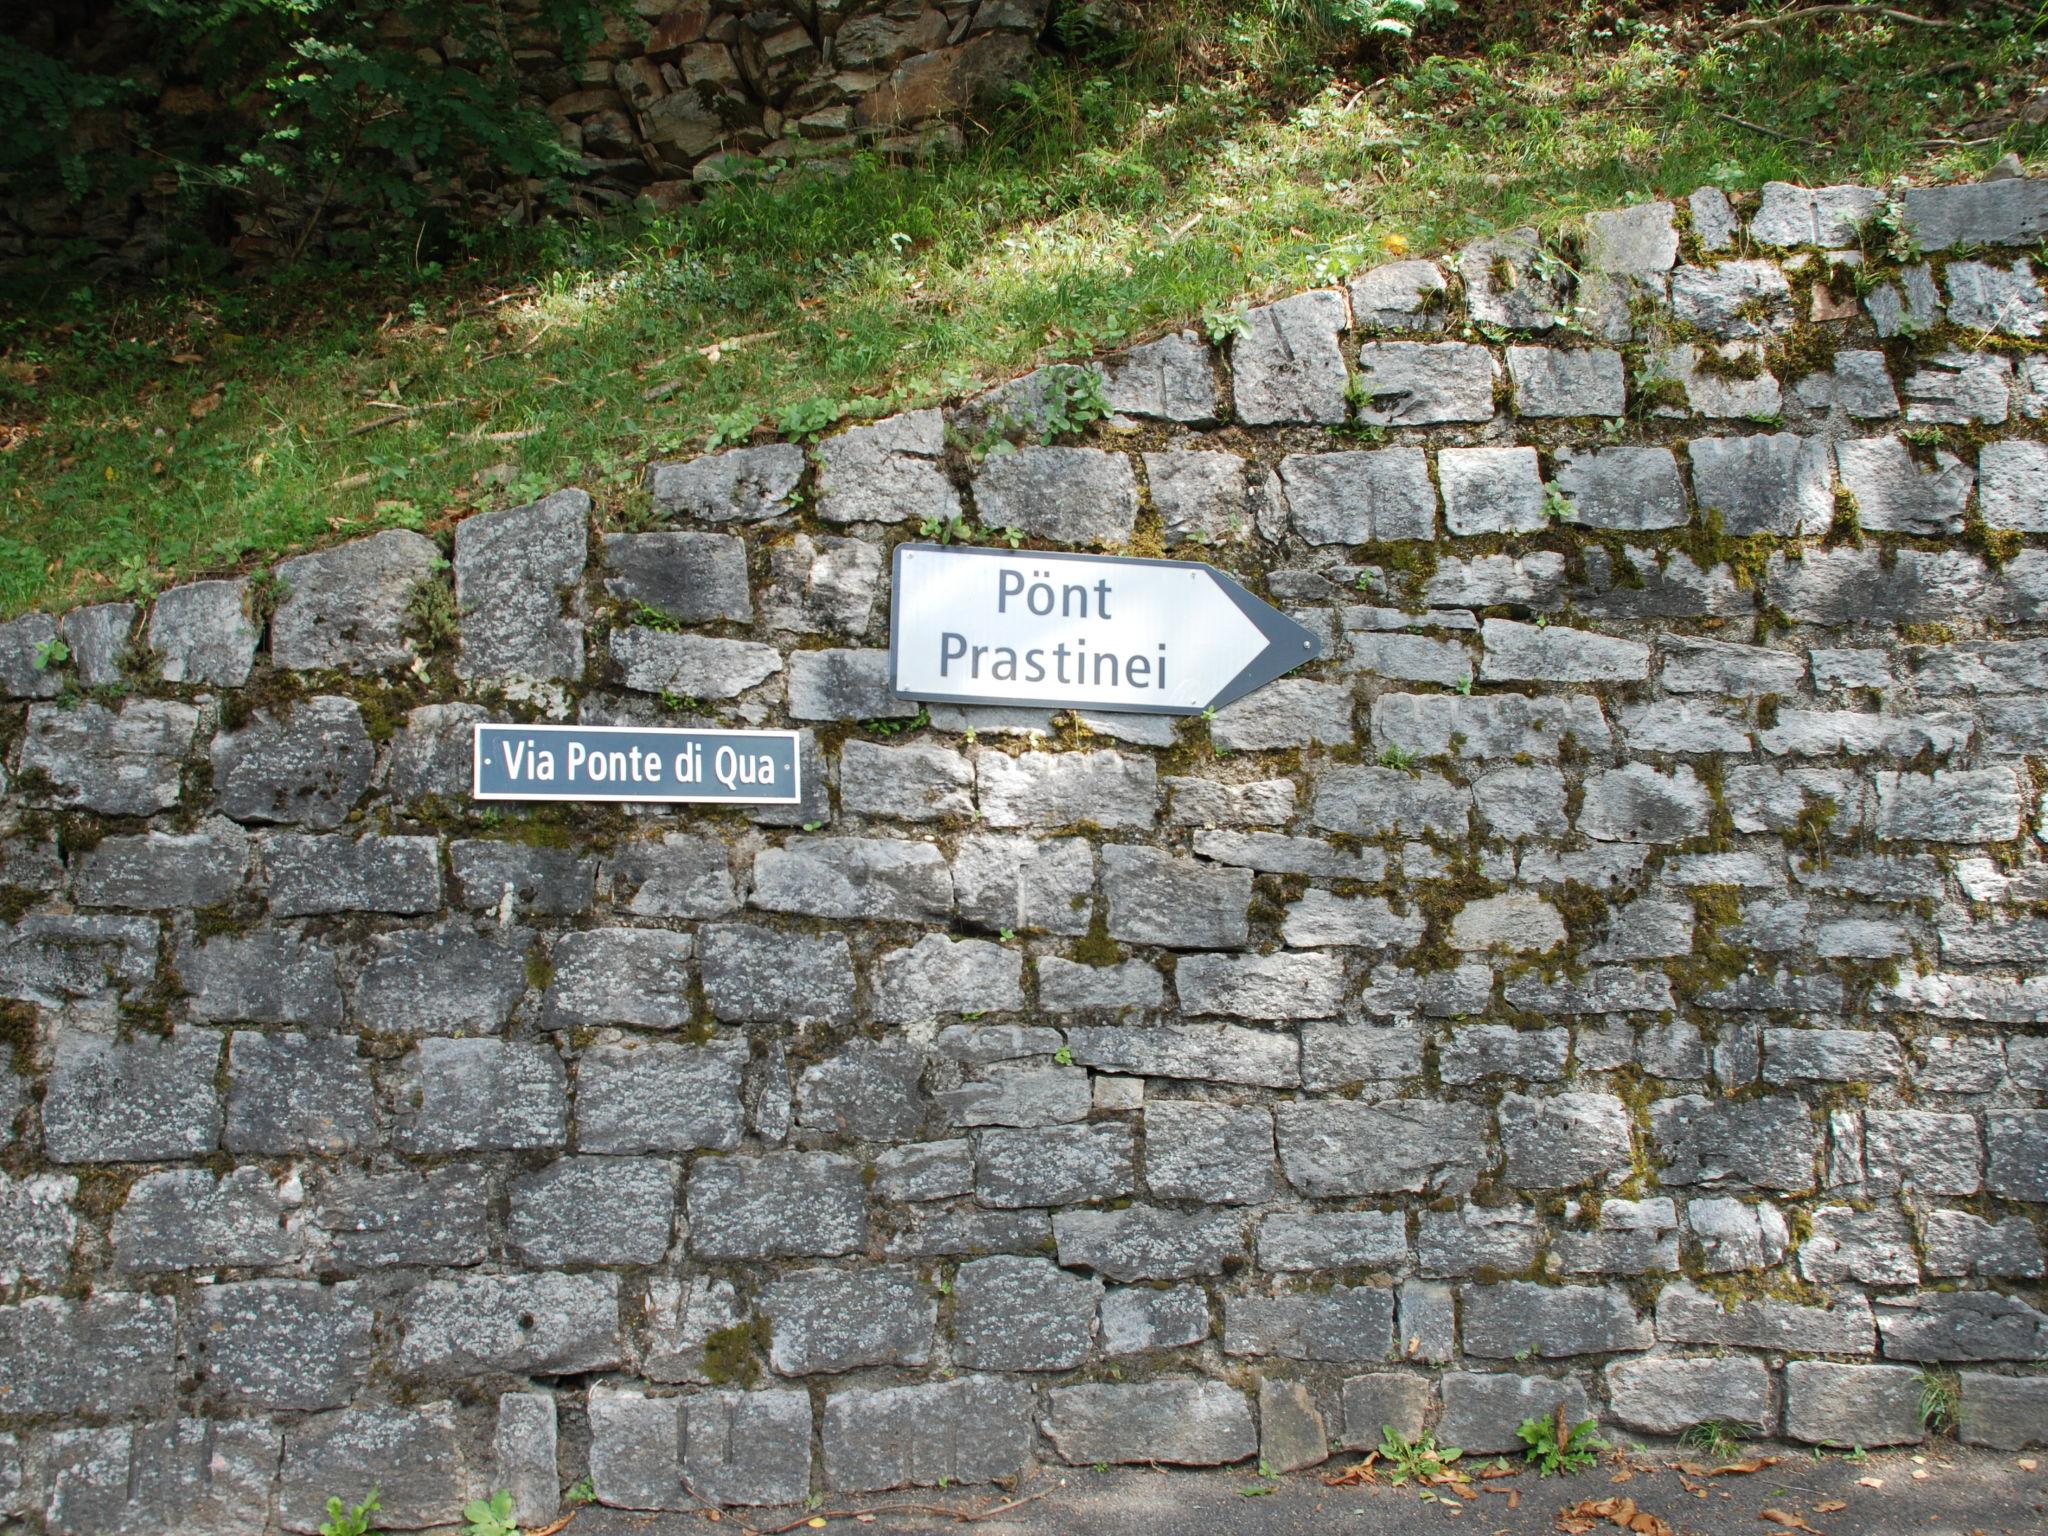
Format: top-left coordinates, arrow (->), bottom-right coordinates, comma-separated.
1648,343 -> 1782,418
612,627 -> 782,699
1481,617 -> 1648,682
1499,1092 -> 1635,1189
1837,434 -> 1971,535
587,1388 -> 685,1510
58,600 -> 137,686
1784,1361 -> 1924,1447
841,739 -> 973,820
601,530 -> 753,624
395,1037 -> 567,1153
762,532 -> 881,637
1656,1281 -> 1874,1354
876,932 -> 1023,1021
42,1418 -> 280,1536
1876,768 -> 2021,843
311,1163 -> 490,1271
1257,1210 -> 1408,1273
1102,844 -> 1249,947
1438,1373 -> 1594,1455
213,697 -> 374,829
1958,1373 -> 2048,1449
111,1166 -> 302,1272
1552,446 -> 1685,530
496,1392 -> 559,1527
19,698 -> 197,815
225,1031 -> 376,1155
1874,1290 -> 2048,1363
752,836 -> 952,921
1586,201 -> 1679,272
1280,447 -> 1437,543
1463,1282 -> 1651,1358
1947,258 -> 2047,337
397,1271 -> 620,1374
1144,449 -> 1248,545
1057,1204 -> 1244,1280
1441,446 -> 1546,535
1176,951 -> 1344,1021
0,912 -> 157,1008
788,646 -> 917,719
149,578 -> 259,685
1903,351 -> 2011,424
649,443 -> 804,522
1459,228 -> 1569,330
1233,290 -> 1350,426
1979,438 -> 2048,532
1689,432 -> 1834,536
0,1172 -> 77,1288
1100,1285 -> 1210,1355
1450,894 -> 1564,953
278,1405 -> 468,1532
1312,765 -> 1470,838
1046,1381 -> 1257,1466
1275,1101 -> 1487,1197
509,1155 -> 676,1265
1688,186 -> 1738,250
977,748 -> 1156,829
1672,260 -> 1795,337
1354,341 -> 1498,426
272,529 -> 440,673
1103,331 -> 1220,423
1371,691 -> 1610,761
1259,1379 -> 1330,1474
577,1039 -> 747,1154
1650,1094 -> 1817,1193
267,832 -> 441,916
975,1122 -> 1134,1207
178,929 -> 343,1025
762,1264 -> 935,1375
1283,889 -> 1425,950
954,1254 -> 1100,1370
0,612 -> 60,698
0,1294 -> 175,1416
796,1039 -> 930,1140
543,927 -> 694,1030
1340,1373 -> 1433,1448
1605,1354 -> 1769,1435
822,1375 -> 1036,1493
73,822 -> 249,910
193,1280 -> 372,1410
1750,181 -> 1882,247
818,410 -> 958,526
971,446 -> 1139,547
454,488 -> 587,681
1349,259 -> 1451,331
1225,1286 -> 1395,1363
1902,178 -> 2048,250
1062,1023 -> 1298,1087
688,1150 -> 866,1258
43,1025 -> 220,1163
700,922 -> 855,1024
1508,346 -> 1626,417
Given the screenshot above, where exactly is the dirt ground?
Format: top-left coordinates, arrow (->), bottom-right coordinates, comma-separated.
568,1443 -> 2046,1536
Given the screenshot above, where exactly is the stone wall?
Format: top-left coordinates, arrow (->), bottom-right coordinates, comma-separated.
2,1 -> 1049,268
2,173 -> 2048,1532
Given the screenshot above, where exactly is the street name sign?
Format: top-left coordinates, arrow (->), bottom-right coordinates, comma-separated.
472,723 -> 801,804
890,544 -> 1323,715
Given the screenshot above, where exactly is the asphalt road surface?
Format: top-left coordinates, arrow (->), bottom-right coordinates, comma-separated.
570,1444 -> 2045,1536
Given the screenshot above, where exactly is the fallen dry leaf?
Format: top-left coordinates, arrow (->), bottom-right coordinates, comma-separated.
1479,1464 -> 1520,1480
1670,1462 -> 1711,1477
1911,1470 -> 1930,1481
1759,1509 -> 1823,1535
188,391 -> 222,419
1856,1478 -> 1883,1489
2018,1458 -> 2037,1471
1814,1501 -> 1847,1514
1323,1457 -> 1380,1487
1557,1496 -> 1676,1536
1711,1457 -> 1783,1476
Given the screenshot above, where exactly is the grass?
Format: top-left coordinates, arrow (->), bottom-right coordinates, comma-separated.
1,4 -> 2041,617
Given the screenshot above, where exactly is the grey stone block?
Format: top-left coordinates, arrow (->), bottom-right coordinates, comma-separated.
1417,1205 -> 1542,1280
278,1405 -> 468,1532
1876,768 -> 2022,843
822,1375 -> 1037,1493
0,912 -> 157,1007
1464,1283 -> 1651,1358
1482,616 -> 1648,682
1606,1355 -> 1769,1435
577,1038 -> 746,1154
1837,434 -> 1971,535
1102,844 -> 1248,948
1988,1111 -> 2048,1200
797,1039 -> 930,1140
787,646 -> 917,719
398,1271 -> 620,1374
1903,177 -> 2048,250
1348,259 -> 1451,330
495,1392 -> 559,1527
454,487 -> 588,681
954,833 -> 1095,936
1276,1101 -> 1486,1197
587,1388 -> 686,1510
1449,895 -> 1564,954
384,700 -> 489,803
43,1025 -> 220,1163
1651,1095 -> 1816,1193
1176,951 -> 1343,1021
1048,1380 -> 1257,1466
873,1140 -> 975,1201
636,1276 -> 745,1386
649,443 -> 803,522
1947,258 -> 2048,336
178,929 -> 342,1025
978,748 -> 1156,829
1104,331 -> 1221,423
1355,341 -> 1497,425
1258,1210 -> 1407,1273
349,925 -> 526,1035
450,839 -> 595,916
841,739 -> 972,821
601,530 -> 752,623
876,933 -> 1023,1021
1875,1290 -> 2048,1363
19,698 -> 196,815
1798,1205 -> 1918,1286
1578,762 -> 1711,842
0,1294 -> 174,1415
1279,448 -> 1436,543
1167,775 -> 1297,827
73,823 -> 249,910
1499,1093 -> 1635,1189
1260,1380 -> 1331,1474
1672,260 -> 1794,336
1340,1373 -> 1433,1448
1101,1284 -> 1212,1355
59,601 -> 135,687
272,529 -> 440,673
1687,1198 -> 1790,1274
0,1172 -> 76,1288
1371,691 -> 1610,761
396,1038 -> 566,1153
884,1207 -> 1051,1258
1585,201 -> 1678,272
817,410 -> 955,525
1056,1205 -> 1242,1281
762,532 -> 881,636
975,1122 -> 1134,1207
509,1156 -> 675,1265
1209,677 -> 1355,751
1459,228 -> 1568,330
752,836 -> 952,920
1903,351 -> 2011,424
1312,765 -> 1469,838
193,1280 -> 371,1410
689,1150 -> 866,1258
684,1390 -> 816,1507
214,697 -> 374,829
1958,1373 -> 2048,1450
1784,1361 -> 1924,1447
1862,1108 -> 1983,1195
1282,890 -> 1425,950
1791,349 -> 1902,419
311,1162 -> 489,1270
1145,449 -> 1249,545
1688,433 -> 1833,536
1657,1281 -> 1874,1354
1509,346 -> 1625,417
611,626 -> 781,698
1063,1023 -> 1299,1087
0,611 -> 59,699
699,922 -> 854,1024
224,1032 -> 375,1155
938,1063 -> 1089,1128
267,832 -> 441,916
112,1166 -> 300,1272
42,1418 -> 280,1536
1233,290 -> 1350,425
1978,439 -> 2048,532
543,927 -> 693,1030
1551,446 -> 1685,530
955,1254 -> 1099,1370
148,578 -> 259,685
1749,181 -> 1881,247
1647,342 -> 1782,417
1440,446 -> 1545,536
1438,1373 -> 1593,1455
761,1264 -> 934,1375
1688,186 -> 1738,250
971,446 -> 1139,547
1225,1286 -> 1395,1363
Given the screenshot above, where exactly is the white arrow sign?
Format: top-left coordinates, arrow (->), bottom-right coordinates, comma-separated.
889,544 -> 1323,715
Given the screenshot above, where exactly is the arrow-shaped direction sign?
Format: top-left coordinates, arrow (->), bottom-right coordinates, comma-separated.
889,544 -> 1323,716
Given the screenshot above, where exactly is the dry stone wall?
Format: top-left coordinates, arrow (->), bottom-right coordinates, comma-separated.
3,174 -> 2048,1531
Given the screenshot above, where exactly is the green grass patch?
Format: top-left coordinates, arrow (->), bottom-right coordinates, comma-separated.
0,5 -> 2038,615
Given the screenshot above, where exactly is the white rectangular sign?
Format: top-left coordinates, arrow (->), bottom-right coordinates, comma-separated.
889,544 -> 1320,715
